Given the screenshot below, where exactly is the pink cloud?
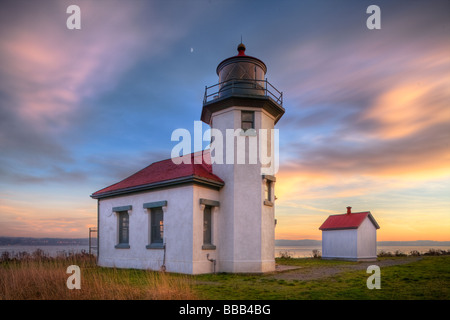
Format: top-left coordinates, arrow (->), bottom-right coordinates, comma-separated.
0,0 -> 184,133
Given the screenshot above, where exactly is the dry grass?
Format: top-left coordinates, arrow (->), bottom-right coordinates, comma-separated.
0,251 -> 197,300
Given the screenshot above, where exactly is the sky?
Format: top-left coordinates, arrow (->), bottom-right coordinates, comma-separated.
0,0 -> 449,241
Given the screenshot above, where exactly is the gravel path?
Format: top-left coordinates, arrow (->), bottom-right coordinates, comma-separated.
272,257 -> 422,281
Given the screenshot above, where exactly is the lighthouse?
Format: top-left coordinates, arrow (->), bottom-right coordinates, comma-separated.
91,43 -> 284,274
202,43 -> 285,272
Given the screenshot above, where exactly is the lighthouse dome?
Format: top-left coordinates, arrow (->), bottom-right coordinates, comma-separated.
216,43 -> 266,83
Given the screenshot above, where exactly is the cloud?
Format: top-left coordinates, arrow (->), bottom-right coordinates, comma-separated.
0,0 -> 161,131
0,162 -> 87,185
0,0 -> 186,186
0,199 -> 96,238
270,3 -> 450,235
88,149 -> 170,190
0,0 -> 202,237
360,79 -> 450,140
276,2 -> 450,183
0,0 -> 448,240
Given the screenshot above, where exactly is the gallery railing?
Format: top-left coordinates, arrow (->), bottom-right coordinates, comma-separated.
203,78 -> 283,106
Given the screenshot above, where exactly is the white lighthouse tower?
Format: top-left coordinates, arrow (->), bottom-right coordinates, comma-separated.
201,43 -> 285,273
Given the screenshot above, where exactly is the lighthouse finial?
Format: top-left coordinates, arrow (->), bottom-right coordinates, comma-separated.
237,39 -> 246,56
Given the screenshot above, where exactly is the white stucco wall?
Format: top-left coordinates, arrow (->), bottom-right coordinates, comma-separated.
192,185 -> 221,274
210,108 -> 235,272
211,106 -> 276,273
98,184 -> 222,275
260,109 -> 276,272
98,186 -> 195,274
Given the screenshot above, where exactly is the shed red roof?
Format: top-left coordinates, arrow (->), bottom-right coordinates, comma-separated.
91,151 -> 224,199
319,212 -> 380,231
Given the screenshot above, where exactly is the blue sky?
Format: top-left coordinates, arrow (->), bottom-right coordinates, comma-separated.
1,0 -> 449,240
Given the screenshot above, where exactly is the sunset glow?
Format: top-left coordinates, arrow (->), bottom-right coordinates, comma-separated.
1,0 -> 449,242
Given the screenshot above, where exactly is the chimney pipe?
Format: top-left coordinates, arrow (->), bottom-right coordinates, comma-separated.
346,206 -> 352,214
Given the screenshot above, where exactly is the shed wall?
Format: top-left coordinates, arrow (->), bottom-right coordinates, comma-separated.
322,229 -> 357,259
357,217 -> 377,259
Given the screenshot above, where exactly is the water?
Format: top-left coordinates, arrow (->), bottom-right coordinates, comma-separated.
0,245 -> 91,258
276,246 -> 323,258
1,244 -> 448,259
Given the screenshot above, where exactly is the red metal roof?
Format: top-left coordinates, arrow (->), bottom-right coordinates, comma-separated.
319,211 -> 380,230
91,151 -> 224,199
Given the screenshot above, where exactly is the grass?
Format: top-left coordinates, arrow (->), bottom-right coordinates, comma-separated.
1,249 -> 449,300
193,256 -> 450,300
0,250 -> 196,300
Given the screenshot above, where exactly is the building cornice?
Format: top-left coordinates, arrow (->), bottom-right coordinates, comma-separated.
201,94 -> 285,125
90,175 -> 224,200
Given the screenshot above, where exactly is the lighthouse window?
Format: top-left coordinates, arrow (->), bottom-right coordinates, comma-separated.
241,111 -> 254,131
150,207 -> 164,245
262,175 -> 276,206
203,205 -> 212,246
202,204 -> 216,250
264,180 -> 272,202
117,211 -> 129,247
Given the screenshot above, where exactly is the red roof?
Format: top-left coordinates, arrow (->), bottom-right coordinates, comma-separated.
91,151 -> 224,199
319,212 -> 380,231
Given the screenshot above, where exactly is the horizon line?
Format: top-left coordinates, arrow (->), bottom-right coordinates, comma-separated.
1,236 -> 450,243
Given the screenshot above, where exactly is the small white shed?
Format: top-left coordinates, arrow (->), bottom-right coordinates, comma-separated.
319,207 -> 380,261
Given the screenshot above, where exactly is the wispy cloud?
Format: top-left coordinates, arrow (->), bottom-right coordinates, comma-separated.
0,0 -> 186,185
277,2 -> 450,181
0,0 -> 190,237
271,2 -> 450,240
0,0 -> 172,131
0,0 -> 449,240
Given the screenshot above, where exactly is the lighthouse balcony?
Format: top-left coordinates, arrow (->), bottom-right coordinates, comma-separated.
203,78 -> 283,107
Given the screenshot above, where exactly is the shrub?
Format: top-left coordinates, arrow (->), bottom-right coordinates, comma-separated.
423,248 -> 449,256
409,250 -> 421,256
312,249 -> 321,259
279,250 -> 293,259
377,250 -> 393,257
394,250 -> 407,257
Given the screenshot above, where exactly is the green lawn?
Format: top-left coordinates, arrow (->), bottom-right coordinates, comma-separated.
1,253 -> 448,300
193,256 -> 450,300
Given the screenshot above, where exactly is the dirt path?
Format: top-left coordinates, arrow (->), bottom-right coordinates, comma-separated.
272,257 -> 422,281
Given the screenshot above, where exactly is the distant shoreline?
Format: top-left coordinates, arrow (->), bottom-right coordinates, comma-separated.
1,236 -> 449,247
0,237 -> 90,246
275,239 -> 450,246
